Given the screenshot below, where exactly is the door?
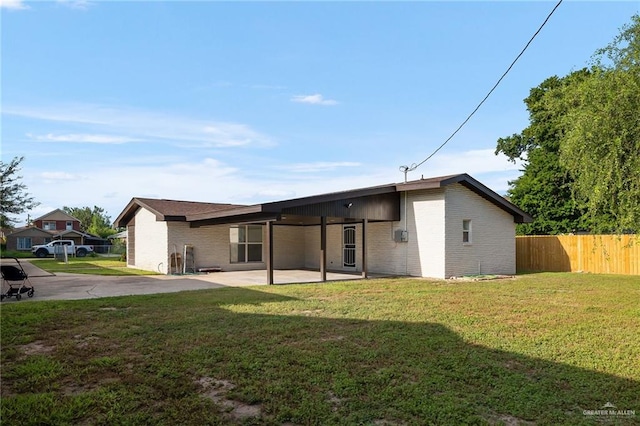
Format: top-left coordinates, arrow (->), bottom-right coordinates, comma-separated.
343,225 -> 356,268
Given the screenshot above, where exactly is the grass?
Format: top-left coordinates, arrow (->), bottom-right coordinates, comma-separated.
28,257 -> 159,276
1,273 -> 639,425
1,250 -> 35,259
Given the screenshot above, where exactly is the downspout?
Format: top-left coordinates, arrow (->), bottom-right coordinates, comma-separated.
404,190 -> 408,276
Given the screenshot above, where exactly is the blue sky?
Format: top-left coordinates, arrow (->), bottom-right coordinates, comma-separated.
2,0 -> 638,226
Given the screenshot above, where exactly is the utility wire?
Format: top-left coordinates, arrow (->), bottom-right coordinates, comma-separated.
400,0 -> 563,180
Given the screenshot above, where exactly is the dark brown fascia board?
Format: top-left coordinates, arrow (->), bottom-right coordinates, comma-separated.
185,184 -> 398,223
394,173 -> 464,192
186,205 -> 265,222
115,198 -> 185,227
453,175 -> 532,223
189,211 -> 279,228
261,184 -> 398,212
114,199 -> 142,227
396,173 -> 533,223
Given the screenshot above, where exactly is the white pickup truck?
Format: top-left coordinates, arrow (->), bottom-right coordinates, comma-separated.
32,240 -> 94,258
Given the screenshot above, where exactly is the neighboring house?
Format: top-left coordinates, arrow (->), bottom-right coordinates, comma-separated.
33,209 -> 82,233
3,226 -> 54,252
114,174 -> 532,281
3,209 -> 105,251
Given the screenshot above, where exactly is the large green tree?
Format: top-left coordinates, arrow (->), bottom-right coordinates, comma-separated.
497,14 -> 640,234
554,15 -> 640,233
63,206 -> 116,238
495,72 -> 590,235
0,156 -> 40,228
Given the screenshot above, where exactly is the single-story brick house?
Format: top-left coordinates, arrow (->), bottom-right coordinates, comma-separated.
114,174 -> 532,281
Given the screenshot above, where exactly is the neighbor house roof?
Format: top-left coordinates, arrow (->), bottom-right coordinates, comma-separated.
34,209 -> 80,222
6,226 -> 55,237
115,174 -> 533,228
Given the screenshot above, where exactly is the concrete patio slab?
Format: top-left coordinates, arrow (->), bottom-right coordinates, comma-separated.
1,259 -> 370,302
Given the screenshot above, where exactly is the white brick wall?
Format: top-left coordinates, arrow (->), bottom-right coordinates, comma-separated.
303,223 -> 365,272
273,225 -> 306,269
363,189 -> 447,278
443,184 -> 516,277
166,223 -> 265,272
405,189 -> 446,278
132,220 -> 308,274
367,221 -> 407,276
300,190 -> 446,278
132,208 -> 169,274
129,185 -> 516,279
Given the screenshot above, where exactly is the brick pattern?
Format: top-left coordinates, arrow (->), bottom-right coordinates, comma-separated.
133,208 -> 169,273
129,184 -> 516,278
444,184 -> 516,277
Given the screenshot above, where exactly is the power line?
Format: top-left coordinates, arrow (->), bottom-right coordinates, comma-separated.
399,0 -> 563,182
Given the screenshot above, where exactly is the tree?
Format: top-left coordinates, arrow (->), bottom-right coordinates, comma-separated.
0,156 -> 40,228
497,14 -> 640,234
495,72 -> 590,235
554,15 -> 640,233
63,206 -> 116,238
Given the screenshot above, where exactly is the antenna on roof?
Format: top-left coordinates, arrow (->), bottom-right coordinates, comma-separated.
399,164 -> 417,183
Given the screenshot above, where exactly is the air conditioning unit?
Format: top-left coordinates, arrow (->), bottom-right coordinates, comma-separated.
394,229 -> 408,243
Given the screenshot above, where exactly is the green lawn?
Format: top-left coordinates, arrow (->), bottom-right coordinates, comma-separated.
29,257 -> 159,276
1,273 -> 639,425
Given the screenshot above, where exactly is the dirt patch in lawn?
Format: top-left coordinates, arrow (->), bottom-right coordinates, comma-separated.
196,377 -> 262,420
19,340 -> 55,355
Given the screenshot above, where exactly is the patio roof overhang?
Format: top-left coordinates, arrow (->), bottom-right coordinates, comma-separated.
188,190 -> 401,227
115,173 -> 531,229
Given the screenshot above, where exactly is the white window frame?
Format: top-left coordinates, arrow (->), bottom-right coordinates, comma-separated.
43,221 -> 56,231
463,220 -> 472,245
66,221 -> 73,230
230,225 -> 263,263
17,237 -> 33,250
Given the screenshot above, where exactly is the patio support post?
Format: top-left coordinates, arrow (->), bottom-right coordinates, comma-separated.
266,221 -> 274,285
320,216 -> 327,282
362,218 -> 368,278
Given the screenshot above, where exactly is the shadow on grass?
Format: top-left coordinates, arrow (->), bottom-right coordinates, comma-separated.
1,287 -> 638,425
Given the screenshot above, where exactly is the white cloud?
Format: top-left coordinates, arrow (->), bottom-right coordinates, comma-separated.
277,161 -> 361,173
0,0 -> 29,10
291,94 -> 338,106
40,171 -> 78,181
56,0 -> 92,10
27,133 -> 142,144
13,147 -> 525,227
5,103 -> 274,148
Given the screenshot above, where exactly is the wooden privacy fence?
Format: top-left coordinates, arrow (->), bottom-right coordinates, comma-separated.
516,235 -> 639,275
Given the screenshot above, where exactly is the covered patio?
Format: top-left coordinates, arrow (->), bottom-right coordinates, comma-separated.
187,183 -> 401,285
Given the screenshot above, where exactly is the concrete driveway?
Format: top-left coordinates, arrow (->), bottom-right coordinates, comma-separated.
1,259 -> 366,302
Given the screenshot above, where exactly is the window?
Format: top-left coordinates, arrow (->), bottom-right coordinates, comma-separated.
17,237 -> 32,250
463,220 -> 472,244
43,221 -> 56,230
66,221 -> 73,230
230,225 -> 263,263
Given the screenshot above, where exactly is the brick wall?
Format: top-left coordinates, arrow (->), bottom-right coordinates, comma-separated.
133,208 -> 169,273
160,222 -> 307,273
444,184 -> 516,277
